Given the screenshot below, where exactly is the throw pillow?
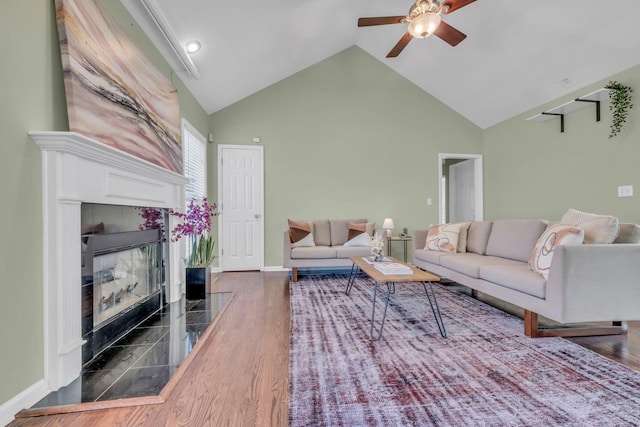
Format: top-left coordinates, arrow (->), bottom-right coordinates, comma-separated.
424,223 -> 462,253
288,219 -> 315,248
560,208 -> 619,244
529,224 -> 584,279
330,219 -> 366,246
347,222 -> 368,240
344,222 -> 373,247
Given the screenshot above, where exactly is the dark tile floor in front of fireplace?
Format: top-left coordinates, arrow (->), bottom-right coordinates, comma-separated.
32,292 -> 231,408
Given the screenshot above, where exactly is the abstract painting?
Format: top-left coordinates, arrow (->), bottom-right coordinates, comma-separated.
55,0 -> 182,173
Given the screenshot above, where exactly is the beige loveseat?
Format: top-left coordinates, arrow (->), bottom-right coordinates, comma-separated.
413,219 -> 640,337
283,219 -> 377,282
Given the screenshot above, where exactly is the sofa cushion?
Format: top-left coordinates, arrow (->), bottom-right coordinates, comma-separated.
312,220 -> 331,246
414,249 -> 448,265
529,224 -> 584,279
330,219 -> 366,246
456,222 -> 472,253
479,264 -> 547,299
485,220 -> 547,262
335,245 -> 372,259
614,223 -> 640,244
425,223 -> 461,253
288,219 -> 315,247
466,221 -> 493,255
291,246 -> 336,259
560,209 -> 619,244
440,253 -> 522,279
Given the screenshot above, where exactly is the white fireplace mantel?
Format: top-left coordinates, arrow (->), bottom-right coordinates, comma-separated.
30,131 -> 188,391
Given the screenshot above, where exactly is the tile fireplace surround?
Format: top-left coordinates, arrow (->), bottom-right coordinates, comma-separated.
29,131 -> 189,392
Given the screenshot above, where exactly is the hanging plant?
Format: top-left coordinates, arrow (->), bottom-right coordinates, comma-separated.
605,81 -> 633,138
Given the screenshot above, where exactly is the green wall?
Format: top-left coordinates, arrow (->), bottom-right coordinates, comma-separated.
211,47 -> 484,266
0,0 -> 62,407
484,65 -> 640,223
3,0 -> 638,412
0,0 -> 209,408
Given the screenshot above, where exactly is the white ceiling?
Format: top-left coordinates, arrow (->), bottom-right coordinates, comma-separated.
124,0 -> 640,129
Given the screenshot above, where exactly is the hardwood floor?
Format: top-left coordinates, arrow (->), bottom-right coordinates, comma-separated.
10,272 -> 291,427
9,272 -> 640,426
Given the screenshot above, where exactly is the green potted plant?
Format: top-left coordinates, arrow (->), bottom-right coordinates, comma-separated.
605,80 -> 634,138
170,198 -> 219,299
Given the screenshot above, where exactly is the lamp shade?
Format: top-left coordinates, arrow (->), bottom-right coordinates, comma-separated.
407,12 -> 441,39
382,218 -> 395,229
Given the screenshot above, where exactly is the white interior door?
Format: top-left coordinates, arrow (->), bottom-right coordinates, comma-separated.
449,159 -> 476,222
438,153 -> 483,224
218,145 -> 264,271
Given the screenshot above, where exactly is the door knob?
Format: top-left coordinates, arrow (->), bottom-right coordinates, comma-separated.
255,214 -> 261,219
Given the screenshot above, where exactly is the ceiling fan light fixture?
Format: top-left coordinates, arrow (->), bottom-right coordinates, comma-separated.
408,12 -> 441,39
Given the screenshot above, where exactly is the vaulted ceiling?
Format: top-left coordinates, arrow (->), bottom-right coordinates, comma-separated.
123,0 -> 640,129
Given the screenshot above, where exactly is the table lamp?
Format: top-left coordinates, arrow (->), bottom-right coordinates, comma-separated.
382,218 -> 394,237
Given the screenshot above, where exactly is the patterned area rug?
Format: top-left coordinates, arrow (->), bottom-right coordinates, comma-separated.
289,274 -> 640,426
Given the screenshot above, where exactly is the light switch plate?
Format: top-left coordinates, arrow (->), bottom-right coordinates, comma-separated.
618,185 -> 633,197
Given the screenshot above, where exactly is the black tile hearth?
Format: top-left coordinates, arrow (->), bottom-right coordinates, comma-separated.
32,292 -> 231,409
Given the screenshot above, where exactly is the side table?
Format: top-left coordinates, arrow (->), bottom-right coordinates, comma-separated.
386,236 -> 412,263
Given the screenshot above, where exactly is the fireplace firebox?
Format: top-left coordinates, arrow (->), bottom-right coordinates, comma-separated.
81,228 -> 164,364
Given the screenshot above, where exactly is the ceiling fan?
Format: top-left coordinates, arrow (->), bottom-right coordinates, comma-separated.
358,0 -> 476,58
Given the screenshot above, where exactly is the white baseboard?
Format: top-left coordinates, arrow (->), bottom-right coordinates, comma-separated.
262,266 -> 289,272
214,266 -> 290,273
0,379 -> 49,427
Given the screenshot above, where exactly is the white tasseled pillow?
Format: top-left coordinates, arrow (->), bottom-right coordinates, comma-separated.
560,209 -> 619,244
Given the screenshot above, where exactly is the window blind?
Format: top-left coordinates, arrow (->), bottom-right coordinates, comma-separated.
183,121 -> 206,201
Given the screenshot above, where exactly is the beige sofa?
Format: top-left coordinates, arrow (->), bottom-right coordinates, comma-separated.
283,218 -> 377,282
413,219 -> 640,337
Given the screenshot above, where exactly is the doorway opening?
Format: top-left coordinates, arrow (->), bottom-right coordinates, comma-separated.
438,153 -> 484,224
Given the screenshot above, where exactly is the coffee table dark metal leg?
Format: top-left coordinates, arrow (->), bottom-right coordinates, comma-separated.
422,281 -> 447,338
345,263 -> 359,295
370,282 -> 393,341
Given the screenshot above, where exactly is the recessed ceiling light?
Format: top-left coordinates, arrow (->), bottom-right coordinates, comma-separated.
186,41 -> 201,54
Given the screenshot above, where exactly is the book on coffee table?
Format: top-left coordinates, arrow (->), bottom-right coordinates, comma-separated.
373,262 -> 412,275
363,256 -> 392,264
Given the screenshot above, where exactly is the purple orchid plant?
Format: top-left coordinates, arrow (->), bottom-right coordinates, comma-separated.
169,198 -> 219,268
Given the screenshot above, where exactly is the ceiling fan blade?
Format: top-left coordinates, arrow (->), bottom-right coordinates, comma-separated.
442,0 -> 476,14
358,16 -> 405,27
434,21 -> 467,46
386,32 -> 413,58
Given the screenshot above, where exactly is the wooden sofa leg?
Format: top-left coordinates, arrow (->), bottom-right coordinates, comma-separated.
524,309 -> 625,338
291,268 -> 298,282
524,310 -> 539,338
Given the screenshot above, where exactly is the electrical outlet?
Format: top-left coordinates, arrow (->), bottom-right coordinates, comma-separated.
618,185 -> 633,198
427,198 -> 433,206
